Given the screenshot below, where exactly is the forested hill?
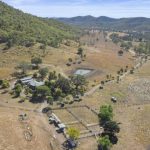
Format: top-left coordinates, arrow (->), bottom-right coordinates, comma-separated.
0,1 -> 78,49
57,16 -> 150,32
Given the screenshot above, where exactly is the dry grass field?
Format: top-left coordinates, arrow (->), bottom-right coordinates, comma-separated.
78,59 -> 150,150
0,31 -> 149,150
70,107 -> 99,124
53,109 -> 76,123
77,137 -> 97,150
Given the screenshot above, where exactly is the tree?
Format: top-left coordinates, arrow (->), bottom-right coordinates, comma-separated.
125,65 -> 129,72
103,121 -> 120,134
68,58 -> 73,63
56,77 -> 72,94
39,67 -> 49,79
118,50 -> 124,56
33,72 -> 38,78
109,33 -> 120,44
71,75 -> 86,95
130,67 -> 134,74
14,83 -> 22,97
49,39 -> 60,48
54,88 -> 62,99
67,127 -> 80,140
117,76 -> 120,83
1,80 -> 10,88
71,75 -> 86,89
99,105 -> 113,124
120,42 -> 132,51
35,86 -> 50,98
101,81 -> 105,85
0,80 -> 3,85
47,96 -> 53,105
77,47 -> 84,58
97,135 -> 112,150
31,57 -> 42,69
106,75 -> 110,80
17,61 -> 31,75
48,71 -> 57,81
120,68 -> 124,74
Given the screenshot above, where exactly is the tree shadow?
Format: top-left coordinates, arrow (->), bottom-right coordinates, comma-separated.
29,96 -> 44,103
102,133 -> 118,145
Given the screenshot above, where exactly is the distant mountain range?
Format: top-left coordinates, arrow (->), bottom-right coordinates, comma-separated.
57,16 -> 150,32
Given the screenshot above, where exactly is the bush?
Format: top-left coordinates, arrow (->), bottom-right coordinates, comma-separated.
97,135 -> 112,150
2,80 -> 10,88
31,57 -> 42,69
14,83 -> 22,97
47,96 -> 53,105
67,127 -> 80,140
39,67 -> 49,79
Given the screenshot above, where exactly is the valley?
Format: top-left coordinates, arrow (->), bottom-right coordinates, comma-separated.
0,1 -> 150,150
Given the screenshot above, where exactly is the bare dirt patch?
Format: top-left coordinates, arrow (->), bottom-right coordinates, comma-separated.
0,107 -> 61,150
77,137 -> 97,150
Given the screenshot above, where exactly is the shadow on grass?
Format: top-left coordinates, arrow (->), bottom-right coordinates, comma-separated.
102,133 -> 118,145
29,96 -> 44,104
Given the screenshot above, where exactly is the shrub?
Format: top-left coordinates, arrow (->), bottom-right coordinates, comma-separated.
97,135 -> 112,150
67,127 -> 80,140
2,80 -> 10,88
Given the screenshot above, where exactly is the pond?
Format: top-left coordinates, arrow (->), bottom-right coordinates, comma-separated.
74,69 -> 92,76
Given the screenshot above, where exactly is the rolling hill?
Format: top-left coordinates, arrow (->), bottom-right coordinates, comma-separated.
57,16 -> 150,32
0,1 -> 78,48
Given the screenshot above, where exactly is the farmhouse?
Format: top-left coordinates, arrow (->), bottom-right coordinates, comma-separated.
29,80 -> 44,89
19,76 -> 32,84
17,77 -> 44,89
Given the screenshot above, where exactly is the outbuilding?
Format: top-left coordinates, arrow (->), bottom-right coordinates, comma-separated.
18,76 -> 32,84
28,80 -> 44,89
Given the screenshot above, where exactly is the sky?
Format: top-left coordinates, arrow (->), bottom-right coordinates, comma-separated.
2,0 -> 150,18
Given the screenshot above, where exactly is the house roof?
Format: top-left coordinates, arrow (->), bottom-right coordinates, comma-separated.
29,80 -> 44,87
19,76 -> 33,84
20,76 -> 32,81
19,77 -> 44,87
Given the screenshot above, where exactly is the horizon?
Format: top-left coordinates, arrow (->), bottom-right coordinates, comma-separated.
2,0 -> 150,18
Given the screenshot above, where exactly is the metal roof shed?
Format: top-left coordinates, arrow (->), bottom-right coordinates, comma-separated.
58,123 -> 66,129
29,80 -> 44,87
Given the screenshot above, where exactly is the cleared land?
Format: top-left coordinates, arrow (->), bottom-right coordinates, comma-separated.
0,31 -> 149,150
0,107 -> 62,150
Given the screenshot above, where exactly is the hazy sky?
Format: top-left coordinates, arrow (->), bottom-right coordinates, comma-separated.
2,0 -> 150,18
